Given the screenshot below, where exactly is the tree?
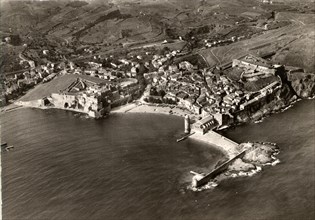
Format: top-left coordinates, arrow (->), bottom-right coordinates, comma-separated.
137,63 -> 148,75
158,89 -> 166,97
116,72 -> 123,78
102,60 -> 112,68
148,96 -> 154,102
10,35 -> 22,46
150,87 -> 158,96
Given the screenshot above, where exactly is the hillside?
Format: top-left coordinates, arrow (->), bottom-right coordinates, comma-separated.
0,0 -> 314,74
199,12 -> 315,72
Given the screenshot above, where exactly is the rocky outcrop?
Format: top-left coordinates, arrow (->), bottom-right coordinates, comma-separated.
227,142 -> 280,173
288,72 -> 315,98
234,82 -> 296,124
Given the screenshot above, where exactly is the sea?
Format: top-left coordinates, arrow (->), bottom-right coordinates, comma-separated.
1,99 -> 314,220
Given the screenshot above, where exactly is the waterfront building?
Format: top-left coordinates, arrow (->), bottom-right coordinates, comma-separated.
47,77 -> 113,118
191,115 -> 218,134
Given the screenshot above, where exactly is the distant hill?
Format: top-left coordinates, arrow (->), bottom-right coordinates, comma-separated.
0,0 -> 314,73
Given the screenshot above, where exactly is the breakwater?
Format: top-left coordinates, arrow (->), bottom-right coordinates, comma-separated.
194,151 -> 246,187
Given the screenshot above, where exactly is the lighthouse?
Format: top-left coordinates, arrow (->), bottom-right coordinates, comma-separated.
184,115 -> 190,134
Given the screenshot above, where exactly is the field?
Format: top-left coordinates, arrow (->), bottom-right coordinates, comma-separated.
199,12 -> 315,72
1,0 -> 314,75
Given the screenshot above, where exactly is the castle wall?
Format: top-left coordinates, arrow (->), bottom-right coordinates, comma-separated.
50,93 -> 104,118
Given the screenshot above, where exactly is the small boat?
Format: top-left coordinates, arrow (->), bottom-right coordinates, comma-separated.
1,142 -> 14,151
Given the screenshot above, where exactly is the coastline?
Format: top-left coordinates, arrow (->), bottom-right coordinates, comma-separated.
3,97 -> 301,189
0,103 -> 26,113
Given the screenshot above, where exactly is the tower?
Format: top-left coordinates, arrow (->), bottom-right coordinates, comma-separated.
184,115 -> 190,134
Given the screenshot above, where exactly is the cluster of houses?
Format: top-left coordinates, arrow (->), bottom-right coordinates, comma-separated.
78,49 -> 182,81
141,53 -> 284,133
4,62 -> 58,98
144,61 -> 247,118
4,37 -> 285,126
261,0 -> 273,4
204,35 -> 245,48
143,60 -> 206,110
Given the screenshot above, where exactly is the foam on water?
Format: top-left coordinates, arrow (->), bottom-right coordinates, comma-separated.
188,180 -> 219,192
189,142 -> 281,191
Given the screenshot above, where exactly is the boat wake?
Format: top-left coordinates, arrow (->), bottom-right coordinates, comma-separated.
188,180 -> 218,192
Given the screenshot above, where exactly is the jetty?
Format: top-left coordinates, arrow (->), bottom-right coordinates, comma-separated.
187,128 -> 245,188
176,132 -> 195,142
192,151 -> 246,188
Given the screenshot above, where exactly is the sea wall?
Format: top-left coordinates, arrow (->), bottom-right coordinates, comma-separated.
50,93 -> 106,118
195,151 -> 246,187
235,83 -> 296,123
16,95 -> 107,118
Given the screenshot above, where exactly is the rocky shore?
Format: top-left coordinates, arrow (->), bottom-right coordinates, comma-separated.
191,142 -> 280,191
234,73 -> 315,125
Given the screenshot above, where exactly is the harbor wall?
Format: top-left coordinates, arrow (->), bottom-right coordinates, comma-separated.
196,151 -> 246,187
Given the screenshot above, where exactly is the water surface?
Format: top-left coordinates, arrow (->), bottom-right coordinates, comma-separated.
2,100 -> 315,220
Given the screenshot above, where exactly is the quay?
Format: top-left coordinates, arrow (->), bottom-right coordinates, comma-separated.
183,113 -> 241,158
182,114 -> 244,187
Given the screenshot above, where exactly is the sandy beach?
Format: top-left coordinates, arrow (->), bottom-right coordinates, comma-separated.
111,102 -> 195,118
190,131 -> 240,159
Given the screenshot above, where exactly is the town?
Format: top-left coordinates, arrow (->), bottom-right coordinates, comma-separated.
2,37 -> 308,135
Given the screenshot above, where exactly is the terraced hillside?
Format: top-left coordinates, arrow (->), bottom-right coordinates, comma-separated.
1,0 -> 314,74
199,12 -> 315,72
